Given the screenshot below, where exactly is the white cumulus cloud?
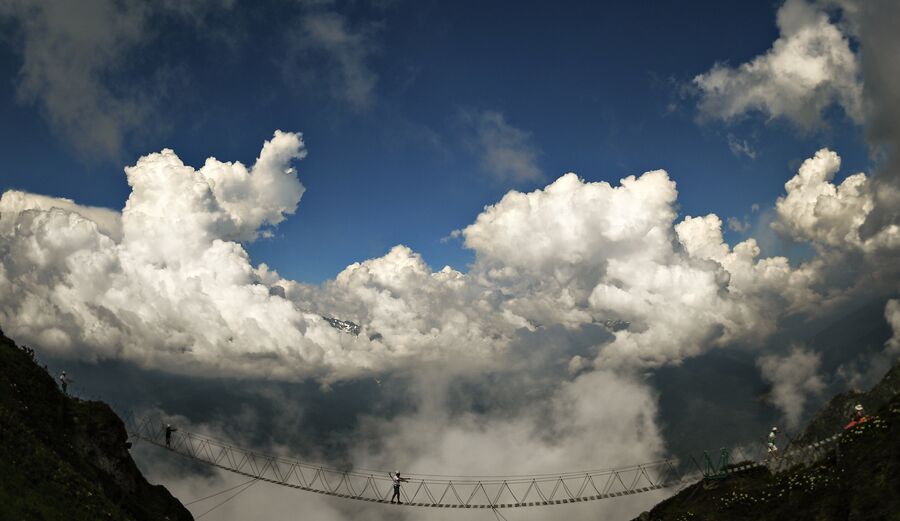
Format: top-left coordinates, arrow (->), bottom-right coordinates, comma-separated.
773,148 -> 873,248
2,135 -> 896,386
694,0 -> 863,129
0,131 -> 360,381
461,171 -> 816,369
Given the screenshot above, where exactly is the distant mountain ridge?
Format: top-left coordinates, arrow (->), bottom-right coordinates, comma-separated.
0,329 -> 192,521
321,316 -> 362,336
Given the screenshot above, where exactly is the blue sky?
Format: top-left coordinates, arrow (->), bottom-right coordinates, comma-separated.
0,0 -> 871,283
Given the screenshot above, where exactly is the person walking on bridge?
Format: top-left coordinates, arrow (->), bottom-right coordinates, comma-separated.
390,471 -> 408,504
165,424 -> 178,448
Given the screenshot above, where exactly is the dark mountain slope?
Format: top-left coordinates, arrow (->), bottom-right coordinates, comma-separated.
0,330 -> 192,521
798,361 -> 900,444
633,359 -> 900,521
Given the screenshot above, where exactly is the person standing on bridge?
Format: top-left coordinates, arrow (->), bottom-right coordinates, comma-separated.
165,424 -> 178,448
390,471 -> 408,504
58,370 -> 69,394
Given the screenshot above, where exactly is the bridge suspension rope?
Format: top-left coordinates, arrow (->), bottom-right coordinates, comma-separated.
126,413 -> 842,510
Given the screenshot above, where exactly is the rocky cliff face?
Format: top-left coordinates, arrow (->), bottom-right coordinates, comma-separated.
0,330 -> 192,521
633,361 -> 900,521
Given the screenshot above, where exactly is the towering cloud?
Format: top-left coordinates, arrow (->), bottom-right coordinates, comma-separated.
0,132 -> 896,387
769,148 -> 900,315
773,149 -> 873,248
462,170 -> 817,368
0,131 -> 348,380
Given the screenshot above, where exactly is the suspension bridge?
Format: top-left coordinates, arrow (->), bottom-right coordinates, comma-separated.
126,414 -> 843,510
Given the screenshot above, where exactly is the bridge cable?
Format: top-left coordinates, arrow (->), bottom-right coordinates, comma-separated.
128,415 -> 845,508
185,477 -> 259,506
194,479 -> 260,519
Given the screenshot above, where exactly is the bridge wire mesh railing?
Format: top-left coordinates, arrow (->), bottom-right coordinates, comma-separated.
124,412 -> 844,509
